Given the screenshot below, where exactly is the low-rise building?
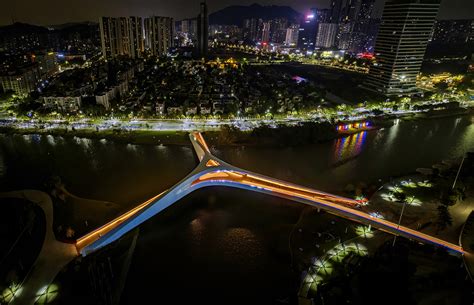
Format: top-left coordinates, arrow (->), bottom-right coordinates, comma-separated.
42,96 -> 82,112
199,103 -> 211,115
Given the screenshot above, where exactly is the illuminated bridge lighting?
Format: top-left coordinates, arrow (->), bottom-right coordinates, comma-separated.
74,132 -> 465,256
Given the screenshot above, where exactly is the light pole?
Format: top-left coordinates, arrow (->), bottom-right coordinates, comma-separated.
452,155 -> 465,190
392,196 -> 413,247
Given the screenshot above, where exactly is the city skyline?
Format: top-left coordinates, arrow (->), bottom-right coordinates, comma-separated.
1,0 -> 473,26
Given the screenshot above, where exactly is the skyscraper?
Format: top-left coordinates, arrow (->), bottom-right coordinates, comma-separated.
197,2 -> 208,57
365,0 -> 440,95
297,8 -> 318,51
99,17 -> 144,59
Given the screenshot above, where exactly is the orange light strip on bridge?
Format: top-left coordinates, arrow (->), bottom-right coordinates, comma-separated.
194,171 -> 359,208
76,191 -> 167,251
193,132 -> 210,153
206,159 -> 220,167
193,170 -> 464,253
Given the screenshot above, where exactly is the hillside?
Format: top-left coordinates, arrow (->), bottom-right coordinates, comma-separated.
209,3 -> 301,26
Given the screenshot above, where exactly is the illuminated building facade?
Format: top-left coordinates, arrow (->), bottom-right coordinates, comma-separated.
99,16 -> 144,59
297,8 -> 319,51
0,63 -> 40,96
144,16 -> 174,56
285,24 -> 300,46
316,23 -> 338,48
261,22 -> 271,42
431,19 -> 473,44
366,0 -> 440,95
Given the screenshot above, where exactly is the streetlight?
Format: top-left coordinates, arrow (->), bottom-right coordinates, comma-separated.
452,155 -> 465,190
392,196 -> 414,247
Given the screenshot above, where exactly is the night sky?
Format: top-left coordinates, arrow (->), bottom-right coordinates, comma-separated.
1,0 -> 473,26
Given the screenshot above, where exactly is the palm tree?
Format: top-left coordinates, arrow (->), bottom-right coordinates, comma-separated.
436,205 -> 453,232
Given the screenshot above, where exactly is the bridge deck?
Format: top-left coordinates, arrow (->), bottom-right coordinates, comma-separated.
75,132 -> 464,256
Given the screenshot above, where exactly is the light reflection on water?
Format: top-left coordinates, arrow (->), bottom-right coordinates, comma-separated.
333,131 -> 367,164
0,115 -> 473,304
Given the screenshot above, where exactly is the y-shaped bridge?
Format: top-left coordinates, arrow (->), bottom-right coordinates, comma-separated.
5,132 -> 466,305
76,132 -> 464,256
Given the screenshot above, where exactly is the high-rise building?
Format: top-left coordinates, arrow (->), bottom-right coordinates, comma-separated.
285,24 -> 300,46
298,8 -> 318,51
175,18 -> 198,46
337,22 -> 354,49
243,18 -> 258,42
144,16 -> 174,56
347,0 -> 377,53
128,16 -> 145,58
316,9 -> 331,23
270,18 -> 288,44
431,19 -> 472,44
197,2 -> 208,57
316,23 -> 338,48
366,0 -> 440,95
329,0 -> 345,23
99,17 -> 144,58
261,22 -> 271,43
0,63 -> 40,96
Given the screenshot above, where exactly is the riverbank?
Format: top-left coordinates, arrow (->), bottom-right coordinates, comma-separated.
0,107 -> 472,147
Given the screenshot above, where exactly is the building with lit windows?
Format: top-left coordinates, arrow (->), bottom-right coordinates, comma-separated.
99,17 -> 144,59
431,19 -> 472,44
144,16 -> 174,56
261,22 -> 271,42
0,63 -> 40,96
316,23 -> 338,48
365,0 -> 440,95
285,24 -> 300,46
297,8 -> 319,51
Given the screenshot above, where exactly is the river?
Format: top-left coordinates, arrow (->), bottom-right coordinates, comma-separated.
0,114 -> 473,304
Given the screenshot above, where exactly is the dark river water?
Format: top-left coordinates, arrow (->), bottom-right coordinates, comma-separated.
0,114 -> 473,304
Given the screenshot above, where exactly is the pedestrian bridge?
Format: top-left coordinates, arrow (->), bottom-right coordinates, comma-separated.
76,132 -> 464,256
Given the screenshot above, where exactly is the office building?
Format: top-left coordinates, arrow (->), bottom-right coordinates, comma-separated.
366,0 -> 441,95
298,8 -> 318,51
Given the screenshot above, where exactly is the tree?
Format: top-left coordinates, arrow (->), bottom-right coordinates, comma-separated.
394,192 -> 406,202
436,205 -> 453,232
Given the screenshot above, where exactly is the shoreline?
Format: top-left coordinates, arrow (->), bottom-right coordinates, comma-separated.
0,107 -> 472,147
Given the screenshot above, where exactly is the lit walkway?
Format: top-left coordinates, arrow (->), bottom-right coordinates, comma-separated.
0,191 -> 77,305
76,132 -> 465,256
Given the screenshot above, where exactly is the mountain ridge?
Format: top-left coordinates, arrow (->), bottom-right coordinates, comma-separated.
209,3 -> 302,26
